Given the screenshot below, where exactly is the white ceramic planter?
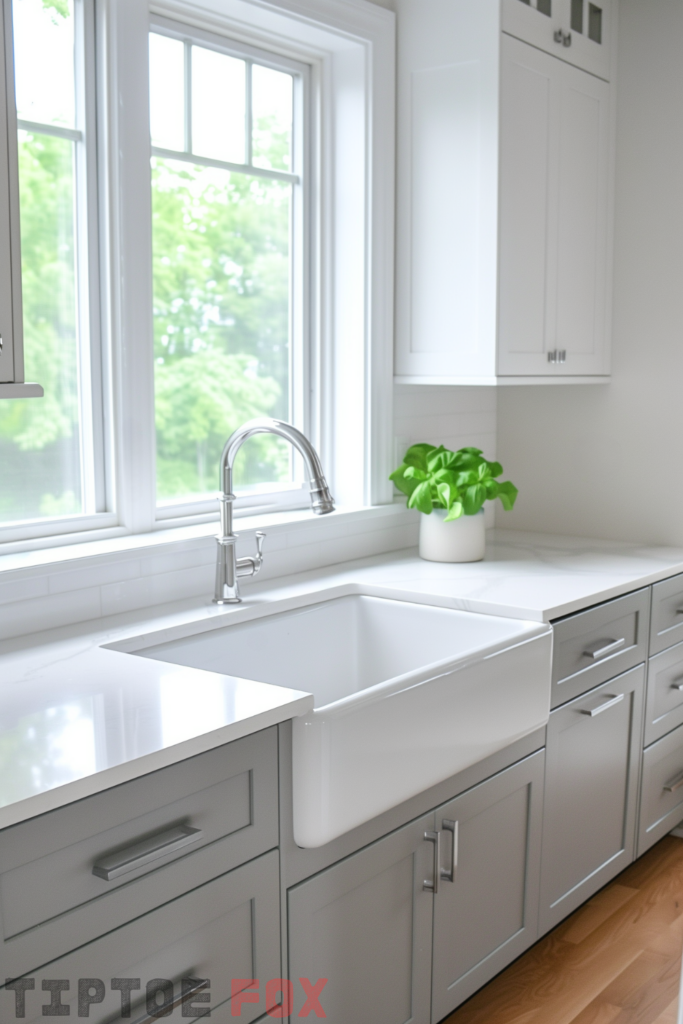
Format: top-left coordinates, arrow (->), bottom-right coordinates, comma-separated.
419,508 -> 485,563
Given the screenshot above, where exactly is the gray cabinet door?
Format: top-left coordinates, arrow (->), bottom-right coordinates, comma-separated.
430,751 -> 544,1023
539,664 -> 644,934
287,813 -> 434,1024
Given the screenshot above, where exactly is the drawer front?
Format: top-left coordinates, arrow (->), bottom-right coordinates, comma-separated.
639,722 -> 683,856
3,850 -> 280,1024
0,727 -> 278,980
644,641 -> 683,746
651,574 -> 683,655
551,589 -> 650,708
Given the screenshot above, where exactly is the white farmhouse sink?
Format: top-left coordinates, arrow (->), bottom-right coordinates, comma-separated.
114,586 -> 552,847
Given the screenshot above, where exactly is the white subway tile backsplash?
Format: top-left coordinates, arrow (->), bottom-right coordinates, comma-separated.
100,564 -> 214,618
0,588 -> 102,642
48,559 -> 143,595
0,574 -> 50,607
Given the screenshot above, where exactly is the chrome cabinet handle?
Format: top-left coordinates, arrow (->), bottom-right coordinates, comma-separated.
123,978 -> 209,1024
583,638 -> 626,660
671,676 -> 683,692
423,830 -> 441,894
93,824 -> 203,881
580,693 -> 625,717
441,820 -> 458,883
553,29 -> 572,45
664,770 -> 683,794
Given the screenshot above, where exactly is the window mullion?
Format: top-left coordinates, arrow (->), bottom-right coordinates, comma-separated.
104,0 -> 157,534
184,39 -> 192,154
245,58 -> 252,166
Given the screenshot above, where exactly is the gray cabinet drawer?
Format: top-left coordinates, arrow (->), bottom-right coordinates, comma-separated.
651,574 -> 683,655
639,721 -> 683,856
551,589 -> 650,708
6,850 -> 280,1024
0,727 -> 278,980
644,641 -> 683,746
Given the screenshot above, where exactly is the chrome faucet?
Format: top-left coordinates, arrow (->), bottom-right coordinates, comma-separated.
213,418 -> 335,604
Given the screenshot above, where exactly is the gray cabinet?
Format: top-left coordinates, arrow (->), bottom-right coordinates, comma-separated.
287,753 -> 545,1024
650,574 -> 683,655
431,751 -> 544,1022
0,726 -> 279,981
288,811 -> 434,1024
13,851 -> 280,1024
551,588 -> 650,708
639,722 -> 683,855
644,641 -> 683,746
539,665 -> 644,934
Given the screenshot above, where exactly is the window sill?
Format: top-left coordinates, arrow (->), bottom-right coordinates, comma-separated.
0,501 -> 415,581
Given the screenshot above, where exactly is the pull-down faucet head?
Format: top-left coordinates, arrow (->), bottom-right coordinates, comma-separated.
219,418 -> 335,517
214,418 -> 335,604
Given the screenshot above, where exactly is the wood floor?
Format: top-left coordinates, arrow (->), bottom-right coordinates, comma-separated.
444,836 -> 683,1024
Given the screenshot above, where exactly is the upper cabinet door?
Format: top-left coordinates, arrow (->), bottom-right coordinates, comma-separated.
497,35 -> 611,378
502,0 -> 615,81
553,55 -> 611,375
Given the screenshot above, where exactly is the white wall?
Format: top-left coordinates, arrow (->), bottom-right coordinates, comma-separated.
497,0 -> 683,545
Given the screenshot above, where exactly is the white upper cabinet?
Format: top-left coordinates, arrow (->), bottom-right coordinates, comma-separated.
498,35 -> 611,377
394,0 -> 615,385
502,0 -> 614,81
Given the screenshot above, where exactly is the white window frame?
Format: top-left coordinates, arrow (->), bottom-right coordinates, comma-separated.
148,16 -> 313,522
0,0 -> 395,553
0,0 -> 114,544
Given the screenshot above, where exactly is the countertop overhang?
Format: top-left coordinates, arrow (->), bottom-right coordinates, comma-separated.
1,527 -> 683,829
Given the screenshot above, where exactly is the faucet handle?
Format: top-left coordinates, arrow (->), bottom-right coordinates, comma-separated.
255,531 -> 266,560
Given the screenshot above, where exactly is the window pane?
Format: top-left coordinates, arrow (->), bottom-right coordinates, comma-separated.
252,64 -> 293,172
0,132 -> 83,523
149,33 -> 185,152
13,0 -> 75,128
151,158 -> 292,502
192,47 -> 246,165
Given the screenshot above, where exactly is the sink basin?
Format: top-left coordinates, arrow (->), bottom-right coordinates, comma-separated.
112,585 -> 552,847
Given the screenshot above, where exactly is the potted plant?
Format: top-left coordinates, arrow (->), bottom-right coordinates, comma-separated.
390,444 -> 519,563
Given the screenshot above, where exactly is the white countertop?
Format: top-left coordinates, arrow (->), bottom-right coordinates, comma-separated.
2,527 -> 683,830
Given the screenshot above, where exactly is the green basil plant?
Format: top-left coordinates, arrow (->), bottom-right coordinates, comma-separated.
390,444 -> 519,522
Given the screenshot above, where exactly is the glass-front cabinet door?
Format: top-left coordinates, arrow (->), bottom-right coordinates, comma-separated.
502,0 -> 613,81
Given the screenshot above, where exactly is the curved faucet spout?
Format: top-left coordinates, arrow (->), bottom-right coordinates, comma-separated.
214,418 -> 335,604
220,418 -> 335,516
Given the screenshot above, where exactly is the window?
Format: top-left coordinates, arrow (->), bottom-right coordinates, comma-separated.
0,0 -> 395,550
0,0 -> 105,534
148,24 -> 308,515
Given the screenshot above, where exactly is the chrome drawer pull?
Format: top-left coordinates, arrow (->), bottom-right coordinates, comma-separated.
124,978 -> 209,1024
671,676 -> 683,692
441,819 -> 458,883
664,771 -> 683,794
583,638 -> 626,660
423,830 -> 441,894
92,824 -> 203,881
580,693 -> 625,717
